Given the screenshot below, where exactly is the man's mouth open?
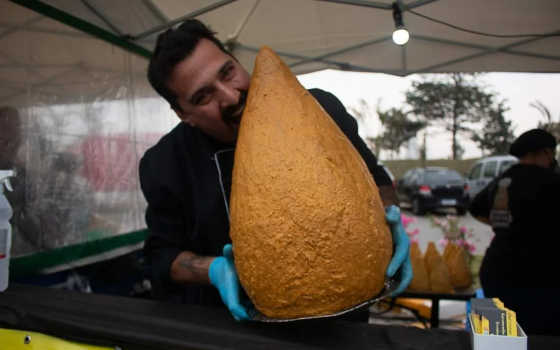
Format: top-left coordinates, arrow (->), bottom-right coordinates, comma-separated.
224,104 -> 245,125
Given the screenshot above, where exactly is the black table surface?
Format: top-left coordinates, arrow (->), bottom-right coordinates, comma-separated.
398,289 -> 477,301
1,284 -> 558,350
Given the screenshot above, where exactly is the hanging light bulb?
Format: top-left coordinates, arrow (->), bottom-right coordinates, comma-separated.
393,27 -> 409,45
392,2 -> 409,45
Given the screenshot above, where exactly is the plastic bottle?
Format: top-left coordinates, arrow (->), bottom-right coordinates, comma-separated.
0,170 -> 15,292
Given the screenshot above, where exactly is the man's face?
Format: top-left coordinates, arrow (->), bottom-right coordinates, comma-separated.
168,38 -> 251,143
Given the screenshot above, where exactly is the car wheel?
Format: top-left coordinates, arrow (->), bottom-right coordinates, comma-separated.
456,207 -> 467,216
412,198 -> 425,216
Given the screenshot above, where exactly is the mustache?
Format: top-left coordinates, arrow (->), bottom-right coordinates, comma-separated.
221,91 -> 248,125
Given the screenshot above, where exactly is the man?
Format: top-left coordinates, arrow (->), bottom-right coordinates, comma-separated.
469,129 -> 560,336
140,19 -> 411,321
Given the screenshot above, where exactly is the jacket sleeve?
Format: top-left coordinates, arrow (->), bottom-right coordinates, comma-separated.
140,150 -> 190,299
469,183 -> 492,219
309,89 -> 393,188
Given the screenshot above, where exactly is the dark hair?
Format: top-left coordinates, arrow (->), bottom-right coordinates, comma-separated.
509,129 -> 557,158
147,19 -> 230,111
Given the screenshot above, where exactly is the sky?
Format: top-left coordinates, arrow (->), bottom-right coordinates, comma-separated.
297,71 -> 560,160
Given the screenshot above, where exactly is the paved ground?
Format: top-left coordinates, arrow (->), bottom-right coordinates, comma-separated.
401,208 -> 494,256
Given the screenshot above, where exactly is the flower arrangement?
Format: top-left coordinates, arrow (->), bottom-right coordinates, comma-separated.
430,215 -> 476,256
401,213 -> 420,244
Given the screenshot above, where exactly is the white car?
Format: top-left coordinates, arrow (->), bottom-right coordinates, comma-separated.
466,155 -> 518,198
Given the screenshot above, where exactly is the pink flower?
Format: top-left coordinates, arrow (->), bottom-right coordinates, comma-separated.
438,238 -> 448,247
465,240 -> 476,253
456,239 -> 465,247
401,214 -> 416,227
460,227 -> 468,234
410,237 -> 419,244
408,229 -> 420,236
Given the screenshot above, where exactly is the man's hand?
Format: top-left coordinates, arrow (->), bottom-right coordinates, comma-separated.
385,205 -> 413,295
209,244 -> 252,321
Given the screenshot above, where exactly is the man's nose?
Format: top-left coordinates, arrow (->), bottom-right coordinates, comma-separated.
218,84 -> 240,108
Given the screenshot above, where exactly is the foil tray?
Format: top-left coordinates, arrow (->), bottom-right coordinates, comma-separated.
248,278 -> 399,323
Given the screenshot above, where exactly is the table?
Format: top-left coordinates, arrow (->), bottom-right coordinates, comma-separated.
396,290 -> 477,328
1,284 -> 558,350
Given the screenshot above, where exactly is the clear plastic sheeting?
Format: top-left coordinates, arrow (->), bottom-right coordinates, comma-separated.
0,2 -> 178,259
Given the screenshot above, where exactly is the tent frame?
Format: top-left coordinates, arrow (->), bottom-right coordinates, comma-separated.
3,0 -> 560,274
7,0 -> 560,76
8,0 -> 152,58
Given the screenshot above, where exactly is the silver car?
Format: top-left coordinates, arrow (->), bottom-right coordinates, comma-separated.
466,155 -> 518,198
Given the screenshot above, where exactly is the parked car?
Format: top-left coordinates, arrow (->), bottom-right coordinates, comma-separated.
466,155 -> 518,198
397,167 -> 469,215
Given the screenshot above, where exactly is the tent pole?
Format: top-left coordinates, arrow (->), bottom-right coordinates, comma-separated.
237,45 -> 403,75
413,34 -> 560,62
131,0 -> 237,41
140,0 -> 170,24
289,36 -> 391,68
7,0 -> 152,59
80,0 -> 123,36
405,0 -> 441,10
312,0 -> 391,10
411,29 -> 560,73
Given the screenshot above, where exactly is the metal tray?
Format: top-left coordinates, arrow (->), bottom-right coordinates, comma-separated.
248,278 -> 399,323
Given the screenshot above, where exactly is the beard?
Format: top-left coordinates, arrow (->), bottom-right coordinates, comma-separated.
221,90 -> 248,127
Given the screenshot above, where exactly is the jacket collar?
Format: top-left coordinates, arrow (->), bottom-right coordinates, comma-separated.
188,124 -> 236,159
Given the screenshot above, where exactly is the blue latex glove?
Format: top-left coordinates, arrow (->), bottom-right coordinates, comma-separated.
209,244 -> 252,321
385,205 -> 413,296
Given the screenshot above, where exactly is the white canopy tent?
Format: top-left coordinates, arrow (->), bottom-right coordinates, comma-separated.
2,0 -> 560,103
1,0 -> 559,273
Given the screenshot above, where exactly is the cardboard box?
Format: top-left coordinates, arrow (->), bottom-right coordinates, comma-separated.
469,314 -> 527,350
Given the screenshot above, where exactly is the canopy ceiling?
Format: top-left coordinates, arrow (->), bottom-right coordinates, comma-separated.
2,0 -> 560,105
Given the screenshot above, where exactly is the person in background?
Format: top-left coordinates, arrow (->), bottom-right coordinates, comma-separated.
41,152 -> 93,248
140,19 -> 412,321
469,129 -> 560,336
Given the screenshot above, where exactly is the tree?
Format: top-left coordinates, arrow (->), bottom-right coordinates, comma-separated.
406,73 -> 494,160
418,131 -> 427,167
377,107 -> 425,160
349,98 -> 385,157
349,100 -> 425,160
472,102 -> 516,156
530,100 -> 560,142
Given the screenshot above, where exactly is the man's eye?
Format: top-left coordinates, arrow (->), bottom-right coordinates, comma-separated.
223,67 -> 234,79
195,92 -> 211,105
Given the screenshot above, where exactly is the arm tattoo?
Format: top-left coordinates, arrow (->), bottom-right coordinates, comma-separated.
178,255 -> 211,283
378,185 -> 399,208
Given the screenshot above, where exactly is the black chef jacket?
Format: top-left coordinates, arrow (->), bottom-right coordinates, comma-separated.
140,88 -> 393,305
469,164 -> 560,287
